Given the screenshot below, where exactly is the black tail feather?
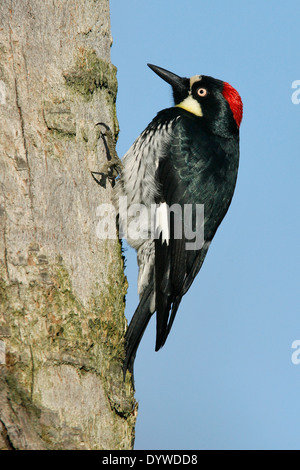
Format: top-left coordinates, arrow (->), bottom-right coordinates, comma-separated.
123,280 -> 154,378
155,295 -> 182,351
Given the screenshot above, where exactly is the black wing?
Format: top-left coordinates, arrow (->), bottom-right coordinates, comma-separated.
154,110 -> 239,350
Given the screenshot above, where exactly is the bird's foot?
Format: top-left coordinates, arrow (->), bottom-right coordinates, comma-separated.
92,122 -> 123,188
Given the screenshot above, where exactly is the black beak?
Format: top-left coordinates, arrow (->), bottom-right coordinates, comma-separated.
147,64 -> 187,92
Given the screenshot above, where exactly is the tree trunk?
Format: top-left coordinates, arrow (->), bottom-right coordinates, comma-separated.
0,0 -> 136,450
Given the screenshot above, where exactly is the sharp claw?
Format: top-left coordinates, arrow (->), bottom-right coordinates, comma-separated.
92,123 -> 123,188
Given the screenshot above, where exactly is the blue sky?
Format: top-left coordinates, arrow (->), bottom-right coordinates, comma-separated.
110,0 -> 300,450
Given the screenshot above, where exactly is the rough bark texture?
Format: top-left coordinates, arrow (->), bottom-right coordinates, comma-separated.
0,0 -> 136,450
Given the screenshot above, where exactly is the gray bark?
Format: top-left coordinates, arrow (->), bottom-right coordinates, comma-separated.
0,0 -> 136,450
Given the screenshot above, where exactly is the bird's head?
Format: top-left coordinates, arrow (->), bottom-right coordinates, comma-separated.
148,64 -> 243,136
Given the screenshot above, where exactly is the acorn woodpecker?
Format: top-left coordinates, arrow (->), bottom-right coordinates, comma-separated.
116,64 -> 243,376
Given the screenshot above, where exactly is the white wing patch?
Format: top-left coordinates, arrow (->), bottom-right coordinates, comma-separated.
155,202 -> 170,245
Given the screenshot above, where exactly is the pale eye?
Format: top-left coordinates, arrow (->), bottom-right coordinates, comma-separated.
197,88 -> 208,97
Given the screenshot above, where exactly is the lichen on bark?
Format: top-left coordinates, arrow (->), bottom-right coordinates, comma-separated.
63,48 -> 119,140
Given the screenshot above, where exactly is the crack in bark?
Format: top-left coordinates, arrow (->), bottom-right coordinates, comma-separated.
0,420 -> 15,450
13,78 -> 35,218
8,5 -> 35,224
2,189 -> 10,280
3,244 -> 9,281
29,345 -> 34,401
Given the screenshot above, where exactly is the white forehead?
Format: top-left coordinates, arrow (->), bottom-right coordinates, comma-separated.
189,75 -> 202,88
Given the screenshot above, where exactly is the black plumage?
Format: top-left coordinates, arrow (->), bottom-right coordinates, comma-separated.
119,65 -> 243,377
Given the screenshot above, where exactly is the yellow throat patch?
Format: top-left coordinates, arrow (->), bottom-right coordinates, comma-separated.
176,95 -> 203,117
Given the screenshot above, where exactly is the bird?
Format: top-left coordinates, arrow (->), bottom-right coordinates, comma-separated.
116,64 -> 243,377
